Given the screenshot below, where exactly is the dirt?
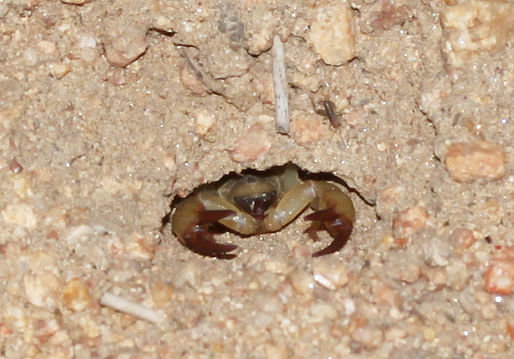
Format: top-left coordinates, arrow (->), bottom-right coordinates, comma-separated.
0,0 -> 512,358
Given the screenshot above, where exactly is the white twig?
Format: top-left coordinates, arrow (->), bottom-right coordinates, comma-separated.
272,35 -> 289,134
100,292 -> 163,324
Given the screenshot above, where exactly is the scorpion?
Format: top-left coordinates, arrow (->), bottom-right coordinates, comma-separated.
171,164 -> 355,259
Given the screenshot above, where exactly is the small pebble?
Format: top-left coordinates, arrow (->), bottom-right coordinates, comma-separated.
377,185 -> 406,214
264,258 -> 288,274
24,271 -> 61,309
480,301 -> 498,320
253,70 -> 274,105
484,247 -> 514,294
230,123 -> 271,163
37,40 -> 56,54
445,260 -> 471,290
173,261 -> 200,287
150,281 -> 174,308
440,1 -> 514,67
179,65 -> 207,94
351,326 -> 384,348
48,62 -> 71,79
310,301 -> 338,322
307,2 -> 355,65
372,282 -> 400,307
77,34 -> 98,62
11,174 -> 33,198
292,111 -> 326,145
422,326 -> 437,342
312,259 -> 348,290
104,68 -> 139,86
506,317 -> 514,339
193,109 -> 216,137
258,293 -> 282,313
386,250 -> 422,283
445,141 -> 506,183
24,48 -> 38,66
423,266 -> 447,290
342,297 -> 356,315
384,327 -> 407,342
393,206 -> 428,238
265,343 -> 289,359
422,236 -> 451,267
125,233 -> 156,260
34,318 -> 60,342
1,203 -> 38,228
104,26 -> 148,67
288,269 -> 315,299
163,152 -> 176,171
78,315 -> 101,339
8,158 -> 23,173
370,1 -> 411,31
61,277 -> 91,312
451,228 -> 476,250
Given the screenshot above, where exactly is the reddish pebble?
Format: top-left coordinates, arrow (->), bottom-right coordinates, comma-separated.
61,278 -> 91,312
484,246 -> 514,294
451,228 -> 476,250
393,206 -> 429,238
8,158 -> 23,173
506,318 -> 514,339
445,141 -> 506,183
230,123 -> 271,162
292,112 -> 326,145
104,25 -> 147,67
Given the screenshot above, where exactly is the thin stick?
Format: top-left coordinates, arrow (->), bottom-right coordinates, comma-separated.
100,292 -> 163,324
272,35 -> 289,134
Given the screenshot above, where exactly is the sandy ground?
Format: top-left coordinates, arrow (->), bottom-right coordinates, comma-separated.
0,0 -> 513,358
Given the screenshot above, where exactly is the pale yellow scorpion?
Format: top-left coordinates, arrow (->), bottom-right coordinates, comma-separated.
171,164 -> 355,259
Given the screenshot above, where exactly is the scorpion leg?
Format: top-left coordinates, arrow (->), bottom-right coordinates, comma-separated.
305,182 -> 355,257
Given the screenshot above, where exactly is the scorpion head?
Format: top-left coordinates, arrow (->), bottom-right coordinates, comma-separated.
228,175 -> 278,218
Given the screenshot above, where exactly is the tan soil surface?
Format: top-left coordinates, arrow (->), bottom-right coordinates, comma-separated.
0,0 -> 513,358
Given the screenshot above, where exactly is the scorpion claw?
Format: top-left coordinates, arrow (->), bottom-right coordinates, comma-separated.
182,227 -> 238,259
180,210 -> 238,259
304,220 -> 324,241
304,208 -> 338,222
197,210 -> 235,225
305,207 -> 353,257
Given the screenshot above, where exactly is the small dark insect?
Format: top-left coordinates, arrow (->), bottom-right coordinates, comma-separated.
314,100 -> 341,128
321,100 -> 341,128
171,164 -> 355,259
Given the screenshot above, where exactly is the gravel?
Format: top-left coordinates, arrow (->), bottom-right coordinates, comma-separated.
0,0 -> 512,357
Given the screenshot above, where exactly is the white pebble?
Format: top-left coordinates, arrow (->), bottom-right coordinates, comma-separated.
288,269 -> 315,299
2,203 -> 38,228
309,301 -> 338,322
313,259 -> 348,290
78,34 -> 97,48
342,297 -> 356,315
24,271 -> 61,309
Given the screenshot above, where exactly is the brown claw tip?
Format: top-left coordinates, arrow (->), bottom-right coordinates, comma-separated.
181,227 -> 238,259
